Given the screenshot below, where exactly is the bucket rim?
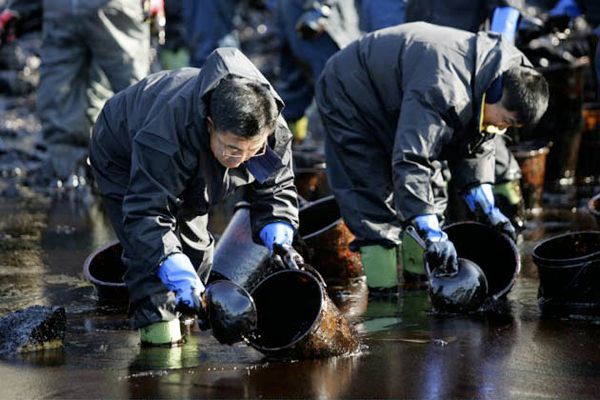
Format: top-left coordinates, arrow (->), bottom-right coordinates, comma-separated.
248,268 -> 324,352
443,221 -> 521,300
83,240 -> 127,288
588,194 -> 600,217
532,230 -> 600,267
299,195 -> 343,241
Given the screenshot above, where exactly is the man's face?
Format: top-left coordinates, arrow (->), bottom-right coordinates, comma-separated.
208,118 -> 269,169
482,103 -> 522,131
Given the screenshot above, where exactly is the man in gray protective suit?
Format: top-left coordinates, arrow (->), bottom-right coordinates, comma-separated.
90,48 -> 299,345
38,0 -> 150,185
315,22 -> 549,294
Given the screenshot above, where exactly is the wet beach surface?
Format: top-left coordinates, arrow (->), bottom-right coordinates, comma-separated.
1,195 -> 600,399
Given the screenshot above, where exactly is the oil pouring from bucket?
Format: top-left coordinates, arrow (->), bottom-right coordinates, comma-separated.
404,226 -> 489,313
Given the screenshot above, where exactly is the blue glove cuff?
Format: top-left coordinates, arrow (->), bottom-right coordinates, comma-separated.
158,253 -> 204,301
413,214 -> 448,243
464,184 -> 495,215
259,221 -> 294,252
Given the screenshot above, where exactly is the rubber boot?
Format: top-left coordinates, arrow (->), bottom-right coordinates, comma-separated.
288,115 -> 309,143
493,180 -> 525,232
400,231 -> 429,290
139,319 -> 183,346
360,245 -> 399,297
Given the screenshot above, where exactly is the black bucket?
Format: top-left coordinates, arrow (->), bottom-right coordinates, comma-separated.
248,269 -> 359,358
210,202 -> 271,290
82,240 -> 129,305
444,222 -> 520,301
211,202 -> 360,358
578,103 -> 600,184
511,140 -> 550,213
298,196 -> 363,282
532,231 -> 600,315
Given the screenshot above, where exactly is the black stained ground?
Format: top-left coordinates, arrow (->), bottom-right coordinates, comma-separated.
0,195 -> 600,399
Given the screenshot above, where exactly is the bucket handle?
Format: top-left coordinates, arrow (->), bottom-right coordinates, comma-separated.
273,243 -> 327,288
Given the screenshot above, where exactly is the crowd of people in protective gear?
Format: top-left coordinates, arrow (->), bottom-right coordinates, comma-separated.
1,0 -> 598,345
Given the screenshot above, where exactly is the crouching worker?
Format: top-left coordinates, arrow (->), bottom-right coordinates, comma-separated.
90,48 -> 299,345
316,22 -> 549,295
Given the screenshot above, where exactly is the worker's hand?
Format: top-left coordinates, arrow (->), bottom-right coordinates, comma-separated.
259,222 -> 294,253
295,2 -> 330,40
0,9 -> 18,46
272,243 -> 304,270
464,183 -> 517,242
413,214 -> 458,276
157,253 -> 205,315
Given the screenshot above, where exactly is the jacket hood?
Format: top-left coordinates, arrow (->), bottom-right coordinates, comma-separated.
191,48 -> 285,130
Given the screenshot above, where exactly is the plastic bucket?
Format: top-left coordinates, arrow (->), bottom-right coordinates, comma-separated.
247,268 -> 359,358
444,222 -> 520,301
512,140 -> 550,212
578,103 -> 600,184
82,240 -> 129,305
532,231 -> 600,315
298,196 -> 363,282
210,202 -> 271,291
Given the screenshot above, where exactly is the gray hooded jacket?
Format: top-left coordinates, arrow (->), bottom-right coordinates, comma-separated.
316,22 -> 531,222
90,48 -> 298,321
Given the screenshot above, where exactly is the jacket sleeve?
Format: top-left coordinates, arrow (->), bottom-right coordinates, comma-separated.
121,111 -> 196,272
448,133 -> 496,192
392,94 -> 455,222
247,117 -> 299,236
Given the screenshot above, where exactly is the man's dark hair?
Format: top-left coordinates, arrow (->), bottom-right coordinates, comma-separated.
209,76 -> 279,138
501,66 -> 549,127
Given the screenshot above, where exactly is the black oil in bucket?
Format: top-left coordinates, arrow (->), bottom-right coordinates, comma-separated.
444,222 -> 520,301
532,231 -> 600,316
248,269 -> 359,358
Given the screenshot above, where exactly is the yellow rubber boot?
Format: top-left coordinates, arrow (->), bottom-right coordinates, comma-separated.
288,115 -> 309,143
139,319 -> 183,346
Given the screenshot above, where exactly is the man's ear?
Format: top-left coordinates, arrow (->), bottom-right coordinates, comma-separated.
206,116 -> 214,130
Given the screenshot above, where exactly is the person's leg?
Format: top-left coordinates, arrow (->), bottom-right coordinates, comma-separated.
88,0 -> 150,94
323,114 -> 401,292
493,135 -> 525,231
37,5 -> 90,181
276,0 -> 339,140
182,0 -> 239,67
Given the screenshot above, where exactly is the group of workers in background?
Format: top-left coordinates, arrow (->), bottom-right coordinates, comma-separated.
0,0 -> 596,345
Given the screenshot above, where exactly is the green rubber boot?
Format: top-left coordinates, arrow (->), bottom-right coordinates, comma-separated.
139,319 -> 183,346
360,245 -> 398,293
493,180 -> 522,206
399,231 -> 429,289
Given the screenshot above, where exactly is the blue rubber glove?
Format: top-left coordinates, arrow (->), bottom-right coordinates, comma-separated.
157,253 -> 205,313
413,214 -> 458,276
464,184 -> 517,241
259,222 -> 294,253
490,6 -> 520,44
549,0 -> 582,18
